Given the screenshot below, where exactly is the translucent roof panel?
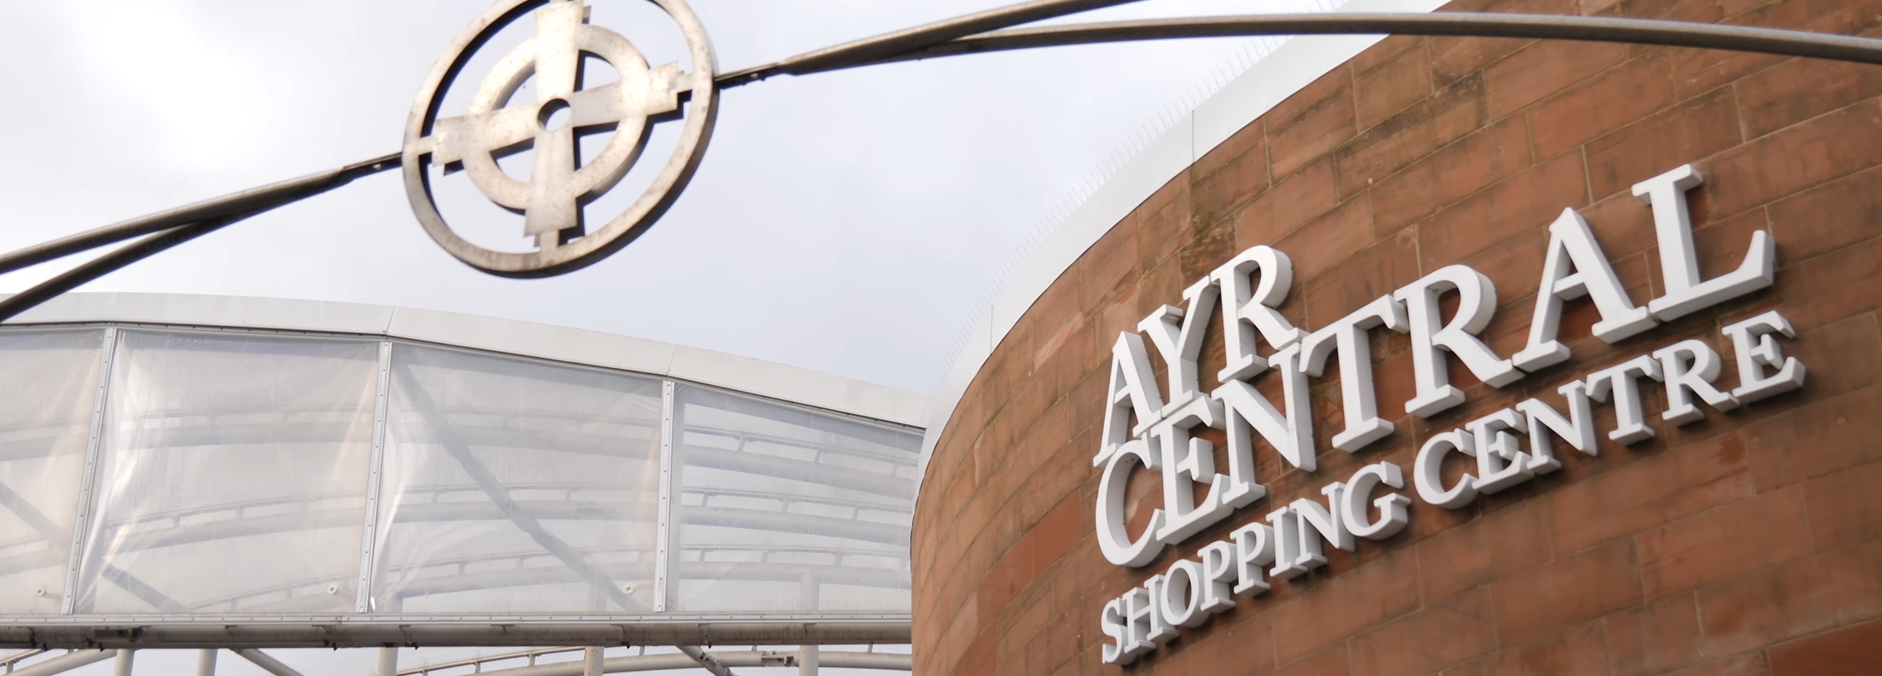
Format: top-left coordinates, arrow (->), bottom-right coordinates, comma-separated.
74,330 -> 379,615
0,330 -> 103,615
672,386 -> 920,614
0,317 -> 921,623
370,344 -> 664,615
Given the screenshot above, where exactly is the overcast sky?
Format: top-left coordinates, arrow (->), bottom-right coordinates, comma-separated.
1,0 -> 1334,673
0,0 -> 1333,397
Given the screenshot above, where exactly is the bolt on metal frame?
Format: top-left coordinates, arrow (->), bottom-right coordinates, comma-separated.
355,342 -> 395,614
653,381 -> 678,614
58,328 -> 118,615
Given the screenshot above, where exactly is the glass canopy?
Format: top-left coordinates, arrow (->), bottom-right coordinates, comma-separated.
0,325 -> 920,622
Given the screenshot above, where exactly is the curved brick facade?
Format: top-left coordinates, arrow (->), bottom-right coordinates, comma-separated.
912,1 -> 1882,675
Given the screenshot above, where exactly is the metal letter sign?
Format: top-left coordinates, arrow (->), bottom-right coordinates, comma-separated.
403,0 -> 718,277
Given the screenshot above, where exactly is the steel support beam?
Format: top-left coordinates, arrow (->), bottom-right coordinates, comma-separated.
7,651 -> 113,676
377,648 -> 397,676
582,648 -> 602,676
196,650 -> 218,676
109,650 -> 132,676
419,650 -> 907,676
234,650 -> 309,676
0,649 -> 47,672
0,622 -> 911,650
672,647 -> 734,676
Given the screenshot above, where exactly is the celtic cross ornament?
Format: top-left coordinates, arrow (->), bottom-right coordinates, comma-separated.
403,0 -> 717,277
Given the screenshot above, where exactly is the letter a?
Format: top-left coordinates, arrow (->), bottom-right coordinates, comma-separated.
1096,333 -> 1165,466
1512,209 -> 1657,371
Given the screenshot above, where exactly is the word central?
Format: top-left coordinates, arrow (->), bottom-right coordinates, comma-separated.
1095,165 -> 1806,665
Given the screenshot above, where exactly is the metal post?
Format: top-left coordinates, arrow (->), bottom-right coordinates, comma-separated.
0,649 -> 46,673
582,648 -> 602,676
110,650 -> 132,676
60,327 -> 119,614
653,380 -> 677,612
355,341 -> 395,613
377,648 -> 397,676
195,650 -> 216,676
797,646 -> 817,676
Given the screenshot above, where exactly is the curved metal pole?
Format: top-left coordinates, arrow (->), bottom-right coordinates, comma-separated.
0,217 -> 242,323
714,0 -> 1143,86
720,11 -> 1882,85
7,7 -> 1882,325
0,153 -> 399,323
866,12 -> 1882,67
0,153 -> 398,277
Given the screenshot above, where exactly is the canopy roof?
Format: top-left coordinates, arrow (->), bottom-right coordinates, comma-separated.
0,293 -> 924,634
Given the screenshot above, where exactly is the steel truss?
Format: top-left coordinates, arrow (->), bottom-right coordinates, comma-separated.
0,646 -> 908,676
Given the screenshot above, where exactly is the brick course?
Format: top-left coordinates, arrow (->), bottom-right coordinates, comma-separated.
912,1 -> 1882,674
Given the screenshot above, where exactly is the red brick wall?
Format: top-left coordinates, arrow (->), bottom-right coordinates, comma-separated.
911,0 -> 1882,675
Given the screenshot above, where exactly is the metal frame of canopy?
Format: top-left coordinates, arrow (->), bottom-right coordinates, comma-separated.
0,322 -> 922,676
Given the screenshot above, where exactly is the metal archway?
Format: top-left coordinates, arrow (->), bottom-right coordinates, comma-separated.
4,1 -> 1882,322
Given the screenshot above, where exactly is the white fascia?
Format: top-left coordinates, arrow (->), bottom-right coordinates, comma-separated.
917,0 -> 1452,489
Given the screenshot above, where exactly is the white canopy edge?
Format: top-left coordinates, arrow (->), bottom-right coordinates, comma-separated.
4,291 -> 930,429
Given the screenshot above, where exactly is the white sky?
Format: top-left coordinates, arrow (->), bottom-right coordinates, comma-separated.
0,0 -> 1320,396
0,0 -> 1336,673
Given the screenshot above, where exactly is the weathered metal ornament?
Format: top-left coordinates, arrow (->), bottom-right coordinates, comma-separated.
403,0 -> 717,277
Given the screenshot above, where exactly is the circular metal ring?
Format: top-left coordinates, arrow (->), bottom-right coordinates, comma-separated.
402,0 -> 718,278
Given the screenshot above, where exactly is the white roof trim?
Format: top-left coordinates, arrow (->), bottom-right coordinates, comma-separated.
917,0 -> 1450,478
6,291 -> 931,429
